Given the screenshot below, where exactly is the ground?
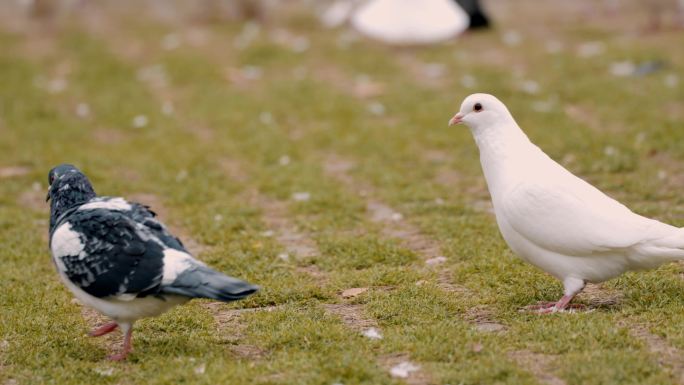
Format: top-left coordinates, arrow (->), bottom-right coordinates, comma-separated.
1,0 -> 684,384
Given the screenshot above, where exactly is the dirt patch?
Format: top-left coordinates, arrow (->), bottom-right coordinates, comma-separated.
508,350 -> 566,385
323,153 -> 476,307
16,30 -> 58,60
397,54 -> 445,89
466,306 -> 507,333
323,155 -> 445,261
201,302 -> 282,318
79,6 -> 215,142
312,64 -> 385,99
323,304 -> 377,332
322,154 -> 355,185
200,303 -> 281,334
564,105 -> 623,133
650,153 -> 684,191
378,353 -> 431,385
323,154 -> 490,334
18,188 -> 47,213
367,200 -> 402,223
230,344 -> 266,359
200,302 -> 277,359
255,195 -> 320,260
340,287 -> 368,299
218,157 -> 249,183
295,264 -> 327,280
628,324 -> 684,383
422,150 -> 451,164
577,283 -> 623,308
435,273 -> 469,294
91,128 -> 128,144
433,169 -> 462,187
0,166 -> 31,178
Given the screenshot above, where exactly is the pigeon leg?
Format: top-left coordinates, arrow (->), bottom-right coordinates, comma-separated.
88,321 -> 118,337
108,323 -> 133,361
537,277 -> 586,314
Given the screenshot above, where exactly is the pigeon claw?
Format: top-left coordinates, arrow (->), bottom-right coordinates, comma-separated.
521,300 -> 588,314
106,325 -> 134,361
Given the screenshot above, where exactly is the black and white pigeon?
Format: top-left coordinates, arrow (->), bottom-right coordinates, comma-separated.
47,164 -> 258,360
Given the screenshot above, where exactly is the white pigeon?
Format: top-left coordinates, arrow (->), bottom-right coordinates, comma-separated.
449,93 -> 684,312
351,0 -> 469,45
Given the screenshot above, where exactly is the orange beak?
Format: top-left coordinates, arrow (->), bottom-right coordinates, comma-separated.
448,113 -> 464,126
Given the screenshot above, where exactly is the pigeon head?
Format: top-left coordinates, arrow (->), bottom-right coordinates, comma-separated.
47,164 -> 96,229
448,93 -> 514,132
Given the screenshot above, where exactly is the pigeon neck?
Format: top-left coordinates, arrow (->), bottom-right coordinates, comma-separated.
472,122 -> 531,160
472,122 -> 534,193
49,186 -> 96,231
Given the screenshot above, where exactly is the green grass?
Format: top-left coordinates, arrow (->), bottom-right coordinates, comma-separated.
2,1 -> 684,384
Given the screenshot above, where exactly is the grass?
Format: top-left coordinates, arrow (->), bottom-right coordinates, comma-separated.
1,1 -> 684,384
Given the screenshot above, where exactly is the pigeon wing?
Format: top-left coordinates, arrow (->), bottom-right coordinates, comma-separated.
50,209 -> 165,299
128,201 -> 186,252
500,181 -> 662,256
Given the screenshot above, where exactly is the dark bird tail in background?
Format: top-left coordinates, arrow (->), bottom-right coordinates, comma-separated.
455,0 -> 490,29
162,266 -> 259,302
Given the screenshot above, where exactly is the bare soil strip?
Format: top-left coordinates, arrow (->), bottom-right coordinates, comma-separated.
254,195 -> 320,261
323,304 -> 377,332
0,166 -> 30,178
508,350 -> 567,385
629,324 -> 684,384
322,154 -> 505,382
322,155 -> 476,296
199,302 -> 276,359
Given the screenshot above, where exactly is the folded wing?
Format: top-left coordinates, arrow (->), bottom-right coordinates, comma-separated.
50,209 -> 165,298
501,180 -> 670,256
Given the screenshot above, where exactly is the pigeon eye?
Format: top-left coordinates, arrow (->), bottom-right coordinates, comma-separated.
474,103 -> 483,112
49,174 -> 55,185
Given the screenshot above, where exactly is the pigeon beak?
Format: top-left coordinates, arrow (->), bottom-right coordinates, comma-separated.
448,113 -> 464,126
46,191 -> 51,202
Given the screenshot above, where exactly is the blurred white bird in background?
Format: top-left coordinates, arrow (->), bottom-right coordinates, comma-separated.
321,0 -> 489,44
351,0 -> 469,44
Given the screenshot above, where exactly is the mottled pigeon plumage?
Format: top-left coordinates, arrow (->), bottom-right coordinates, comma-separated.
47,164 -> 258,360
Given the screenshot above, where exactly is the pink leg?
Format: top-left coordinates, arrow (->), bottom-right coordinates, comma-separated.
536,295 -> 580,314
88,322 -> 118,337
522,277 -> 587,314
536,277 -> 586,314
108,323 -> 133,361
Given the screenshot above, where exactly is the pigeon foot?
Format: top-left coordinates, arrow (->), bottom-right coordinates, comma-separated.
107,324 -> 133,361
522,301 -> 557,311
89,322 -> 118,337
535,303 -> 587,314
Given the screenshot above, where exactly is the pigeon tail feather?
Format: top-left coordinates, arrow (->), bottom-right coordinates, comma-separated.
161,266 -> 259,302
633,227 -> 684,262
